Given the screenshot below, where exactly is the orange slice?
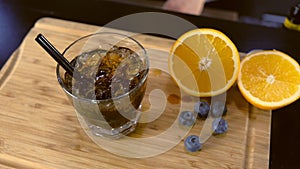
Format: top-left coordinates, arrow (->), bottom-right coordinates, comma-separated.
168,28 -> 240,97
237,50 -> 300,110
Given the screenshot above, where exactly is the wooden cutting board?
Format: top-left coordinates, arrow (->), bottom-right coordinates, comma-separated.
0,17 -> 271,169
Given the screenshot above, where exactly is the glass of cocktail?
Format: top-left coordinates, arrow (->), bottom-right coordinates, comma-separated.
56,32 -> 149,139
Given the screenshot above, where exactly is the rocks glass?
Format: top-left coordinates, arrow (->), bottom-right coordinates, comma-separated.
56,32 -> 149,139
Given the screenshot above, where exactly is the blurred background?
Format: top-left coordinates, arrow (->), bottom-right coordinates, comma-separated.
108,0 -> 300,28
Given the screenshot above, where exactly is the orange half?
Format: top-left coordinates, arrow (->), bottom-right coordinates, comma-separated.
168,28 -> 240,97
237,50 -> 300,110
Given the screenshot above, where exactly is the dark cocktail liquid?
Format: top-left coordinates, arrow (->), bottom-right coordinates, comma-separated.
63,46 -> 147,129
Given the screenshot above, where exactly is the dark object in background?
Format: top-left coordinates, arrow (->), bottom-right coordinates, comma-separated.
284,3 -> 300,30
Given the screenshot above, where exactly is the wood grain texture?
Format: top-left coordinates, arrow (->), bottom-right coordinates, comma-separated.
0,17 -> 271,169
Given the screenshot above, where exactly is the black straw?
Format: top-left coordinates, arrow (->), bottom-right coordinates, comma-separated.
35,33 -> 74,75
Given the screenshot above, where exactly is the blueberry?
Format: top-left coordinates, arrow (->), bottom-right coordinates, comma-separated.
211,101 -> 227,118
194,101 -> 210,119
212,118 -> 228,135
184,135 -> 202,152
179,111 -> 196,126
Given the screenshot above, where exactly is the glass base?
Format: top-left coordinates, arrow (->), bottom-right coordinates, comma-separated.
88,120 -> 138,139
75,105 -> 142,139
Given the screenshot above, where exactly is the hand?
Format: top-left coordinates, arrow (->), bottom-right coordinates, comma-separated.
163,0 -> 205,15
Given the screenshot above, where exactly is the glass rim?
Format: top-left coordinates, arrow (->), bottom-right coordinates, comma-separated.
56,32 -> 149,103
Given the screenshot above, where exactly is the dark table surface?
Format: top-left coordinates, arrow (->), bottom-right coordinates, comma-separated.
1,0 -> 299,168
